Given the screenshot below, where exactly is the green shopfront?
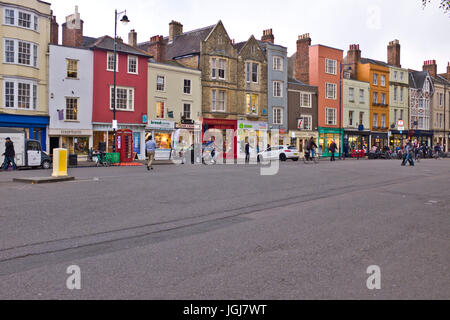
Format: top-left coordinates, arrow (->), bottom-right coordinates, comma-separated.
318,128 -> 343,157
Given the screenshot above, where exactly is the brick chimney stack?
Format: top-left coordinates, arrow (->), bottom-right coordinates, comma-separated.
50,11 -> 59,45
295,33 -> 311,84
346,44 -> 361,80
147,36 -> 166,63
62,6 -> 83,47
423,60 -> 437,78
261,29 -> 274,43
169,20 -> 183,42
387,39 -> 401,67
128,29 -> 137,47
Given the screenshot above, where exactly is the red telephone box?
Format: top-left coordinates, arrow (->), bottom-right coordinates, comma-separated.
116,129 -> 133,163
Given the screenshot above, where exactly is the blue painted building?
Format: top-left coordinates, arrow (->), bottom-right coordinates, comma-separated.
0,113 -> 49,151
259,29 -> 289,145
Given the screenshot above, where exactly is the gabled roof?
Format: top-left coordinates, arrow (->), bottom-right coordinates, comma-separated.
85,36 -> 151,57
138,25 -> 215,60
409,70 -> 430,89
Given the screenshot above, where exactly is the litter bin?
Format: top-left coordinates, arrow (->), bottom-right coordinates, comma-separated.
105,152 -> 120,164
68,154 -> 78,166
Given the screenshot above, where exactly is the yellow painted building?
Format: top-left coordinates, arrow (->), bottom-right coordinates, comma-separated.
0,0 -> 51,149
388,66 -> 409,148
356,59 -> 390,148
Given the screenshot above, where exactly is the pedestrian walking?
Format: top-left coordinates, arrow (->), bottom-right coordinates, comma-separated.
401,139 -> 415,167
2,137 -> 17,171
245,141 -> 250,164
145,136 -> 157,171
329,140 -> 338,162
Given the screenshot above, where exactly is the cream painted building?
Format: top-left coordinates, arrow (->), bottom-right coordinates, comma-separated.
430,76 -> 450,151
0,0 -> 51,150
388,66 -> 409,148
343,78 -> 371,153
147,61 -> 202,150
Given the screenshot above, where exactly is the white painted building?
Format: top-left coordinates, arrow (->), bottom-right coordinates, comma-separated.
48,44 -> 93,158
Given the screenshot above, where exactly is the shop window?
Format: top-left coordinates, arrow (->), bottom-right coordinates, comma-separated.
154,133 -> 172,149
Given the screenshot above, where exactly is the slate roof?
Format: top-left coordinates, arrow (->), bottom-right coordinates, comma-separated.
84,36 -> 151,57
359,57 -> 389,67
233,41 -> 247,54
138,25 -> 215,60
288,77 -> 318,90
434,74 -> 450,85
409,70 -> 429,89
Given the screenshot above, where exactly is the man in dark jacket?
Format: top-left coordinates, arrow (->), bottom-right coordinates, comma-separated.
245,141 -> 250,163
329,140 -> 338,162
2,137 -> 17,171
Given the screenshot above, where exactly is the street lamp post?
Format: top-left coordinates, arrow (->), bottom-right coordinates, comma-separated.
112,9 -> 130,153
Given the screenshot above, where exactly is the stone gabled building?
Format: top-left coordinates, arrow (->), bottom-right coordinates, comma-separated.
139,20 -> 268,158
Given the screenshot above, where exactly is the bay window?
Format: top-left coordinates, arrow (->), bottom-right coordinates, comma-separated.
3,39 -> 38,67
3,79 -> 37,110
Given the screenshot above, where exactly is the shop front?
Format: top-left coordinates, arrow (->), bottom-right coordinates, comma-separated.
343,130 -> 370,157
48,129 -> 93,159
408,130 -> 433,147
433,132 -> 447,151
389,130 -> 408,150
371,132 -> 389,150
146,119 -> 175,149
202,118 -> 237,159
0,114 -> 49,151
290,131 -> 319,157
175,121 -> 202,145
318,128 -> 343,157
236,121 -> 268,159
93,123 -> 146,160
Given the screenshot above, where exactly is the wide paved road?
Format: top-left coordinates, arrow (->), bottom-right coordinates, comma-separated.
0,159 -> 449,299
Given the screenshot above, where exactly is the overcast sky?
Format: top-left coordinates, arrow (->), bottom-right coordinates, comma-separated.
51,0 -> 450,73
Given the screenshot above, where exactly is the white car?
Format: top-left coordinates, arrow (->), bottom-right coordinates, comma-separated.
257,145 -> 300,162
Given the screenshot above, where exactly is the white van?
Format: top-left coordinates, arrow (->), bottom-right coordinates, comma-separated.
0,128 -> 51,169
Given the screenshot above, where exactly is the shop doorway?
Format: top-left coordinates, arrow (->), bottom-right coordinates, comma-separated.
50,137 -> 59,155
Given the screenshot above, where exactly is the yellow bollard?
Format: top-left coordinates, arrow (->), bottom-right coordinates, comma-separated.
52,148 -> 68,177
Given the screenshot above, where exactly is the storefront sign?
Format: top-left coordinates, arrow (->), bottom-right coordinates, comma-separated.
176,123 -> 202,130
147,120 -> 175,131
298,119 -> 303,130
238,121 -> 268,131
49,129 -> 92,136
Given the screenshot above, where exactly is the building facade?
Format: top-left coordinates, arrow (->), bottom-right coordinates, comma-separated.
147,60 -> 202,151
287,77 -> 318,156
47,8 -> 94,159
48,44 -> 93,158
0,0 -> 51,150
291,34 -> 344,157
140,20 -> 269,158
409,70 -> 434,146
424,60 -> 450,151
88,36 -> 150,160
386,40 -> 409,149
259,29 -> 289,145
342,78 -> 370,154
345,44 -> 390,149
